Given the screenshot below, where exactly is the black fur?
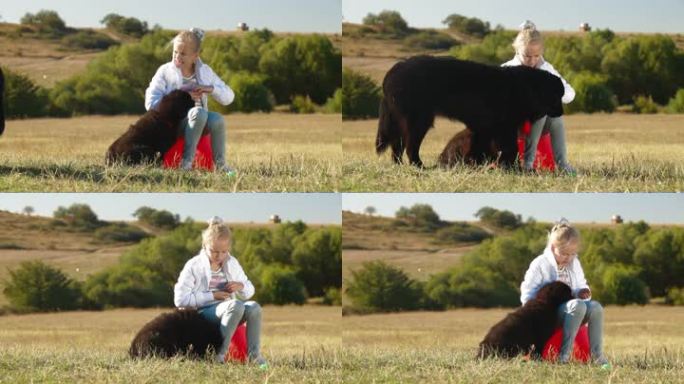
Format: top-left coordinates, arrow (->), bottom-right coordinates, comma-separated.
106,90 -> 194,165
477,281 -> 573,359
376,56 -> 564,167
129,308 -> 222,359
0,67 -> 5,136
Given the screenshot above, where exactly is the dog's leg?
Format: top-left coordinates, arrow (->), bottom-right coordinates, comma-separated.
391,117 -> 408,164
467,130 -> 491,164
496,125 -> 519,169
405,115 -> 433,168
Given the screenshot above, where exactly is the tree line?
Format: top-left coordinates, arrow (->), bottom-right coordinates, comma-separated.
2,204 -> 341,313
3,10 -> 341,117
345,205 -> 684,314
342,11 -> 684,119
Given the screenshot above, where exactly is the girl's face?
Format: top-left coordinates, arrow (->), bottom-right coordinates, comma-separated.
551,239 -> 579,267
205,238 -> 230,265
172,41 -> 198,71
520,42 -> 543,68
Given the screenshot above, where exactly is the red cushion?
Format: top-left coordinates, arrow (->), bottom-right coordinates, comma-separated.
162,135 -> 214,170
517,121 -> 555,171
226,323 -> 248,363
542,324 -> 591,362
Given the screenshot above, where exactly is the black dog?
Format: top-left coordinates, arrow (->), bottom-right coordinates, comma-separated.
477,281 -> 573,359
376,56 -> 564,167
129,309 -> 222,359
106,90 -> 194,165
1,67 -> 5,136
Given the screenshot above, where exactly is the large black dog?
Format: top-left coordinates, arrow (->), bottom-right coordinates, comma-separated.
106,90 -> 194,165
376,56 -> 564,167
129,309 -> 222,359
1,67 -> 5,136
477,281 -> 573,359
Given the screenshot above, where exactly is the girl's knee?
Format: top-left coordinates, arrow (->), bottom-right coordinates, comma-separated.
188,106 -> 208,120
588,301 -> 604,316
245,301 -> 262,317
222,300 -> 245,316
566,299 -> 587,315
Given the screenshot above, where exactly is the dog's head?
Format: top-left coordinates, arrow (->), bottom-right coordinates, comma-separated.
534,281 -> 573,307
508,66 -> 565,120
156,90 -> 195,122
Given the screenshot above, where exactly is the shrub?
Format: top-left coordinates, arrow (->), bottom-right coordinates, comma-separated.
291,227 -> 341,297
565,72 -> 617,113
632,95 -> 660,114
258,265 -> 307,305
62,30 -> 118,50
599,265 -> 649,305
665,287 -> 684,305
324,88 -> 342,113
475,206 -> 522,230
95,223 -> 149,242
323,287 -> 342,305
290,95 -> 317,113
224,72 -> 274,113
435,223 -> 491,243
395,204 -> 443,231
405,31 -> 459,50
133,206 -> 180,230
3,261 -> 82,312
346,261 -> 421,311
342,68 -> 381,120
666,89 -> 684,113
1,67 -> 49,118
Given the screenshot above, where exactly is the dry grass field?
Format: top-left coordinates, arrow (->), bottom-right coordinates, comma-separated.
0,113 -> 341,192
342,306 -> 684,383
0,305 -> 341,383
342,114 -> 684,192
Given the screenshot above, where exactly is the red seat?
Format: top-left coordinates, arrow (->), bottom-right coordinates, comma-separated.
517,121 -> 555,171
162,135 -> 214,170
226,323 -> 248,363
542,324 -> 590,362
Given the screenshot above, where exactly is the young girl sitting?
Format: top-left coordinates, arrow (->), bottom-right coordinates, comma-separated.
174,216 -> 267,368
502,21 -> 576,174
520,219 -> 610,367
145,28 -> 236,175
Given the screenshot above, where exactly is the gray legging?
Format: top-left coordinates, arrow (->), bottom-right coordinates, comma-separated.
524,115 -> 570,170
180,107 -> 227,169
557,299 -> 608,364
198,299 -> 263,363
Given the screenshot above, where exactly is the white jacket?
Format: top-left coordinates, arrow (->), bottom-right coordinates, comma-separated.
502,55 -> 576,104
173,250 -> 255,308
520,245 -> 590,305
145,59 -> 235,111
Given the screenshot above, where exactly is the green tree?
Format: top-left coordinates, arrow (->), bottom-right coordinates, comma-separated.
395,203 -> 442,230
257,265 -> 307,305
346,261 -> 421,311
20,10 -> 67,36
362,10 -> 410,35
1,67 -> 48,118
133,206 -> 180,229
53,203 -> 101,230
666,89 -> 684,113
341,68 -> 381,120
100,13 -> 149,37
565,72 -> 617,113
218,72 -> 274,113
442,14 -> 491,37
3,261 -> 82,312
291,227 -> 341,297
475,206 -> 522,229
599,265 -> 649,305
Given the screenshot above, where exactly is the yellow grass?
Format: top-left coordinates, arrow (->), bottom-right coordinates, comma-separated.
342,306 -> 684,383
0,113 -> 341,192
342,114 -> 684,192
0,305 -> 341,383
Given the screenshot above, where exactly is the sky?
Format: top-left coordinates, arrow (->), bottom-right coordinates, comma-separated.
343,193 -> 684,224
343,0 -> 684,33
0,0 -> 341,33
0,193 -> 341,224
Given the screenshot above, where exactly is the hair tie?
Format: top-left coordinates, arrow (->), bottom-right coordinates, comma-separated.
207,216 -> 223,226
519,20 -> 537,31
551,217 -> 570,232
190,27 -> 205,42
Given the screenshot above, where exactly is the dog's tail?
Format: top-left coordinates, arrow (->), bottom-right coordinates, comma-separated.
375,96 -> 395,154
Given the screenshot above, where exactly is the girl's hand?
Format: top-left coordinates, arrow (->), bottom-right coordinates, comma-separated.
225,282 -> 244,293
213,291 -> 231,301
189,88 -> 204,101
197,85 -> 214,94
578,288 -> 591,299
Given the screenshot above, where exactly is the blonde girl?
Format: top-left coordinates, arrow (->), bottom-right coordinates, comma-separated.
145,28 -> 236,175
520,219 -> 609,367
174,216 -> 266,367
502,21 -> 576,174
